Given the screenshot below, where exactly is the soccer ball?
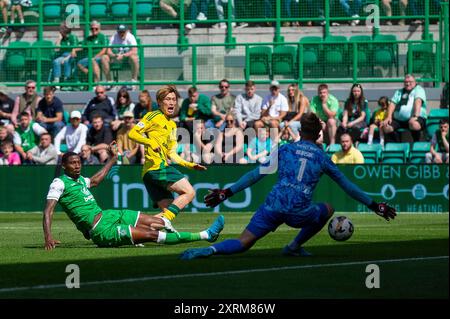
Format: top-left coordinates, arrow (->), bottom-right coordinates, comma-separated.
328,216 -> 354,241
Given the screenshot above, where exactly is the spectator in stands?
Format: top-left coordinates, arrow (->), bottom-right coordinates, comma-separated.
426,119 -> 449,164
234,80 -> 263,130
179,86 -> 213,134
10,0 -> 24,24
337,83 -> 368,144
86,115 -> 114,163
278,125 -> 299,146
339,0 -> 362,25
382,0 -> 407,25
382,74 -> 427,143
80,144 -> 100,165
160,0 -> 193,27
11,80 -> 41,127
215,113 -> 244,163
305,0 -> 325,26
52,22 -> 79,89
309,83 -> 340,145
192,120 -> 216,164
35,86 -> 65,137
280,83 -> 309,138
210,0 -> 248,29
188,0 -> 209,30
262,0 -> 273,26
282,0 -> 300,27
331,133 -> 364,164
82,85 -> 116,126
14,111 -> 47,161
367,96 -> 389,146
134,90 -> 155,120
72,20 -> 108,84
26,133 -> 58,165
111,87 -> 136,131
54,110 -> 88,157
0,89 -> 15,131
210,79 -> 236,130
242,125 -> 272,164
0,125 -> 20,156
0,141 -> 21,165
260,80 -> 289,132
0,0 -> 9,33
117,111 -> 140,164
102,25 -> 139,91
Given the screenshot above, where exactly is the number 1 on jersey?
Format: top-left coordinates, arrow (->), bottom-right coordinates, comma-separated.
297,158 -> 307,181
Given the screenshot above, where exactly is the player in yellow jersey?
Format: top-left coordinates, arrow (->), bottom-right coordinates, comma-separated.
128,85 -> 207,221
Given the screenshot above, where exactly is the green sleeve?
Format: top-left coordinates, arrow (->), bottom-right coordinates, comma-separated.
328,95 -> 340,113
391,89 -> 402,105
198,94 -> 212,116
414,85 -> 427,103
309,96 -> 318,114
179,99 -> 188,121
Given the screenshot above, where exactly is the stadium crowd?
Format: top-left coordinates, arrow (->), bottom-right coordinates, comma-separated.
1,74 -> 448,166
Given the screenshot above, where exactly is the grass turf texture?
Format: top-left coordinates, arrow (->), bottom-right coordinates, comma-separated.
0,212 -> 447,299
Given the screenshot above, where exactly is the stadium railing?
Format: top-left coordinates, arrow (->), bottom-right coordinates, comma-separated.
0,0 -> 447,90
0,38 -> 443,91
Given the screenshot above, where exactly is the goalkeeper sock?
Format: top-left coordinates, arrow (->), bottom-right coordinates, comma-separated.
161,203 -> 180,221
157,231 -> 201,244
211,239 -> 245,255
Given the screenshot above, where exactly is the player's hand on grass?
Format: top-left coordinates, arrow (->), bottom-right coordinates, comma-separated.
193,164 -> 207,171
369,202 -> 397,221
45,238 -> 61,250
204,188 -> 233,207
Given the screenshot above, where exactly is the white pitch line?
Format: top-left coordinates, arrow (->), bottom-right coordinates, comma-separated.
0,255 -> 448,294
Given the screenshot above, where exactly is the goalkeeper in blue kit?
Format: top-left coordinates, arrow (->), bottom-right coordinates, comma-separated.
180,113 -> 396,260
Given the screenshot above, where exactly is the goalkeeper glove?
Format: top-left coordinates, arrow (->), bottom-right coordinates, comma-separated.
204,188 -> 233,208
368,202 -> 397,221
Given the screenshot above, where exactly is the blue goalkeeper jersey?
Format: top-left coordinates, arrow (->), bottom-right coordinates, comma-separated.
230,140 -> 373,213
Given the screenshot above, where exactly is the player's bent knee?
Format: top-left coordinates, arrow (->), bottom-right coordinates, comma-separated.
324,203 -> 335,218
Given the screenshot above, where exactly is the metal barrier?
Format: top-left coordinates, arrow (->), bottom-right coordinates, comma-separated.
0,0 -> 447,90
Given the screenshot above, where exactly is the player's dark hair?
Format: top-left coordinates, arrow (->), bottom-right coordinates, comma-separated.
440,118 -> 448,125
62,151 -> 80,165
300,113 -> 322,140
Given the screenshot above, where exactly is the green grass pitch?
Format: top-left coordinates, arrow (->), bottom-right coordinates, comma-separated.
0,212 -> 448,299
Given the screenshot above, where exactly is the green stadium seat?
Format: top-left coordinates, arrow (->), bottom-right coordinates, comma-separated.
43,0 -> 62,19
326,144 -> 342,157
64,0 -> 84,17
27,40 -> 55,82
90,0 -> 109,19
382,142 -> 410,163
428,108 -> 449,122
349,35 -> 372,77
247,46 -> 272,76
136,0 -> 155,18
111,0 -> 131,18
373,34 -> 398,75
408,42 -> 435,75
410,141 -> 431,163
272,45 -> 297,77
358,143 -> 382,163
323,35 -> 349,77
3,41 -> 31,82
299,36 -> 322,78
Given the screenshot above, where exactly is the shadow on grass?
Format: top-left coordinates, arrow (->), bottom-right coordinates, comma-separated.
0,238 -> 448,299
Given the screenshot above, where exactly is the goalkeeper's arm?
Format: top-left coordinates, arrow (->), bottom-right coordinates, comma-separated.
204,165 -> 267,207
